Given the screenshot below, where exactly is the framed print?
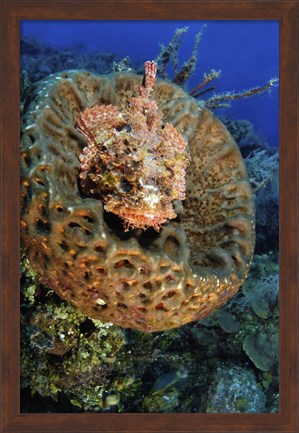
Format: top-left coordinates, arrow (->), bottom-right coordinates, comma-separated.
1,1 -> 298,433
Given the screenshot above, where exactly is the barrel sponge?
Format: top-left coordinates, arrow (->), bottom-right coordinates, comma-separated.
20,70 -> 255,332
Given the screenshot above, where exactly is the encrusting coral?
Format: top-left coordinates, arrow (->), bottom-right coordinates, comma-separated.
20,60 -> 255,332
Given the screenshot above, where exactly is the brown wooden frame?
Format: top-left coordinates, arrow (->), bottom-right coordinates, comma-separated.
1,1 -> 298,432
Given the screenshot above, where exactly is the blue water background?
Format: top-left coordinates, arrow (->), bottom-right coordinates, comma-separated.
21,20 -> 279,147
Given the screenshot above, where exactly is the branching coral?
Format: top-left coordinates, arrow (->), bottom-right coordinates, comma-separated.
155,26 -> 206,86
155,26 -> 189,79
155,27 -> 278,110
244,149 -> 279,192
172,27 -> 206,86
189,69 -> 221,98
204,78 -> 279,110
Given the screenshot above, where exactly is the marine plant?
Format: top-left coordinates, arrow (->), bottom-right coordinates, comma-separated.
243,331 -> 279,372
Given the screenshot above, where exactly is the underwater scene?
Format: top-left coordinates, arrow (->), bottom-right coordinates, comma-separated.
20,20 -> 279,413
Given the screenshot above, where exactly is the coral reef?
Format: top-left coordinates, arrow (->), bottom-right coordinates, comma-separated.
231,252 -> 279,315
241,272 -> 279,318
21,282 -> 129,411
20,38 -> 123,82
222,118 -> 274,157
20,65 -> 254,332
254,178 -> 279,255
143,387 -> 179,412
243,331 -> 279,372
20,28 -> 279,413
112,56 -> 132,73
205,365 -> 266,413
220,118 -> 280,194
224,118 -> 279,255
21,252 -> 279,413
244,149 -> 278,192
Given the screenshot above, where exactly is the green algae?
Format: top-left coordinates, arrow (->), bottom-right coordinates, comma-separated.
21,289 -> 128,411
218,311 -> 240,333
143,387 -> 179,413
243,332 -> 279,372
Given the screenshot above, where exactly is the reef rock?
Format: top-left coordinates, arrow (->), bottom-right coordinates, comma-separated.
20,66 -> 255,332
206,365 -> 266,413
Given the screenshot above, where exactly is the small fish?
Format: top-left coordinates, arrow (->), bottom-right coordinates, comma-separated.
150,371 -> 180,395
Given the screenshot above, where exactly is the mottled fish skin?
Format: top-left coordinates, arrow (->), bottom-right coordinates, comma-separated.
76,61 -> 189,232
